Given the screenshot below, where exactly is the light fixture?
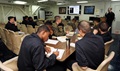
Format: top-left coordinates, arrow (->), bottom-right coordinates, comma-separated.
13,1 -> 27,4
77,1 -> 88,3
111,0 -> 120,1
57,2 -> 65,5
38,0 -> 48,2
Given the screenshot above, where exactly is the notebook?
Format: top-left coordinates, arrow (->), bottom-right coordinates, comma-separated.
45,39 -> 59,45
45,46 -> 65,59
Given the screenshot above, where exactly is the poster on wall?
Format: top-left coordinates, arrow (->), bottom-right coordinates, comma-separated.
84,6 -> 95,14
59,7 -> 66,14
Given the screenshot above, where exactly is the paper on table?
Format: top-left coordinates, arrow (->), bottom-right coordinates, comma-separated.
45,39 -> 59,45
57,36 -> 67,42
45,46 -> 65,59
70,43 -> 75,48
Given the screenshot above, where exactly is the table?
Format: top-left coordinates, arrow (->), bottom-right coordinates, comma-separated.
46,35 -> 78,62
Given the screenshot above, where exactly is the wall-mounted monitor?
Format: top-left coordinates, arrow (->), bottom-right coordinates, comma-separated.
68,5 -> 81,14
84,6 -> 95,14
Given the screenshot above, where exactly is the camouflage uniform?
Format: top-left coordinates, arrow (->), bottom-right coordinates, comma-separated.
52,23 -> 66,36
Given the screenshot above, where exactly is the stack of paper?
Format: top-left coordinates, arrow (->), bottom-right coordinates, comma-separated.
70,43 -> 75,48
57,36 -> 67,42
45,46 -> 65,59
45,39 -> 59,45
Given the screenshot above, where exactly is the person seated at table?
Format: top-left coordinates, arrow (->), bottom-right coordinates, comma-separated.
5,16 -> 20,32
17,25 -> 59,71
93,18 -> 101,34
67,20 -> 104,70
28,17 -> 37,28
98,22 -> 112,43
52,16 -> 66,36
45,20 -> 53,39
22,16 -> 29,27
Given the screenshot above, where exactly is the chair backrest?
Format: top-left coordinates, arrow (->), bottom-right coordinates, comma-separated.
3,29 -> 13,50
9,30 -> 23,55
0,61 -> 13,71
97,51 -> 115,71
21,24 -> 27,34
27,25 -> 35,34
104,39 -> 114,55
0,23 -> 5,29
0,28 -> 6,44
2,56 -> 18,71
17,23 -> 21,30
35,26 -> 39,32
36,20 -> 44,26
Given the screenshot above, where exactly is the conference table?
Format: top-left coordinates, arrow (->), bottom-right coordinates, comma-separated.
46,34 -> 78,62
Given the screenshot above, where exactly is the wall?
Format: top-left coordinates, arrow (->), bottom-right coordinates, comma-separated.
0,4 -> 41,23
45,1 -> 120,21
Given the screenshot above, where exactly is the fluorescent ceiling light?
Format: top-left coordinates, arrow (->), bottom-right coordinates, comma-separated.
57,2 -> 65,5
38,0 -> 48,2
77,1 -> 88,3
13,1 -> 27,4
111,0 -> 120,1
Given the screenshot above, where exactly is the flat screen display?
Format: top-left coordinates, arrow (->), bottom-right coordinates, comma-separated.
84,6 -> 95,14
69,6 -> 80,14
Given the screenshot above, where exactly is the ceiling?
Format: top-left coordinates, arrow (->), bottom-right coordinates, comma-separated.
0,0 -> 113,6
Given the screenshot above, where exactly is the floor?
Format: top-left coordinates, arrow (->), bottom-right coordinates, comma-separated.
108,34 -> 120,71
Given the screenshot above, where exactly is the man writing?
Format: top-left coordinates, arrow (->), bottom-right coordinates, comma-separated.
17,25 -> 59,71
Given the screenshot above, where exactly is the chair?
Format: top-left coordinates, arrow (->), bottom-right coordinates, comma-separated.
0,28 -> 6,44
36,20 -> 44,26
72,51 -> 115,71
0,23 -> 5,29
3,29 -> 13,51
104,39 -> 114,55
0,56 -> 18,71
27,25 -> 35,34
35,26 -> 39,32
17,23 -> 21,30
21,24 -> 28,34
9,30 -> 23,55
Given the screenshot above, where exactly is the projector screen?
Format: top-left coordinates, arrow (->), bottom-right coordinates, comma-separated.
69,6 -> 80,14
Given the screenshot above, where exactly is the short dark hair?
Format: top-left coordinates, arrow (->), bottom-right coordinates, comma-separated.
99,22 -> 109,32
23,16 -> 28,20
54,16 -> 61,22
78,20 -> 91,33
93,18 -> 100,23
45,20 -> 52,25
8,16 -> 14,21
36,25 -> 50,33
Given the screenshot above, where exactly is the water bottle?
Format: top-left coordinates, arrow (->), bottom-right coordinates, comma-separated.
66,38 -> 70,49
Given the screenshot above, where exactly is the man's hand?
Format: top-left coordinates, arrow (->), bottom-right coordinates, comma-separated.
53,51 -> 59,57
45,47 -> 51,53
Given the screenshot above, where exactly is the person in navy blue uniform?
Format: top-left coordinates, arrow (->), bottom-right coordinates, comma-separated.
5,16 -> 20,32
17,25 -> 59,71
67,20 -> 104,70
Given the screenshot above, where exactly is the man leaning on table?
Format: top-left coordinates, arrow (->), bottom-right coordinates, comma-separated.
67,20 -> 105,70
17,25 -> 59,71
